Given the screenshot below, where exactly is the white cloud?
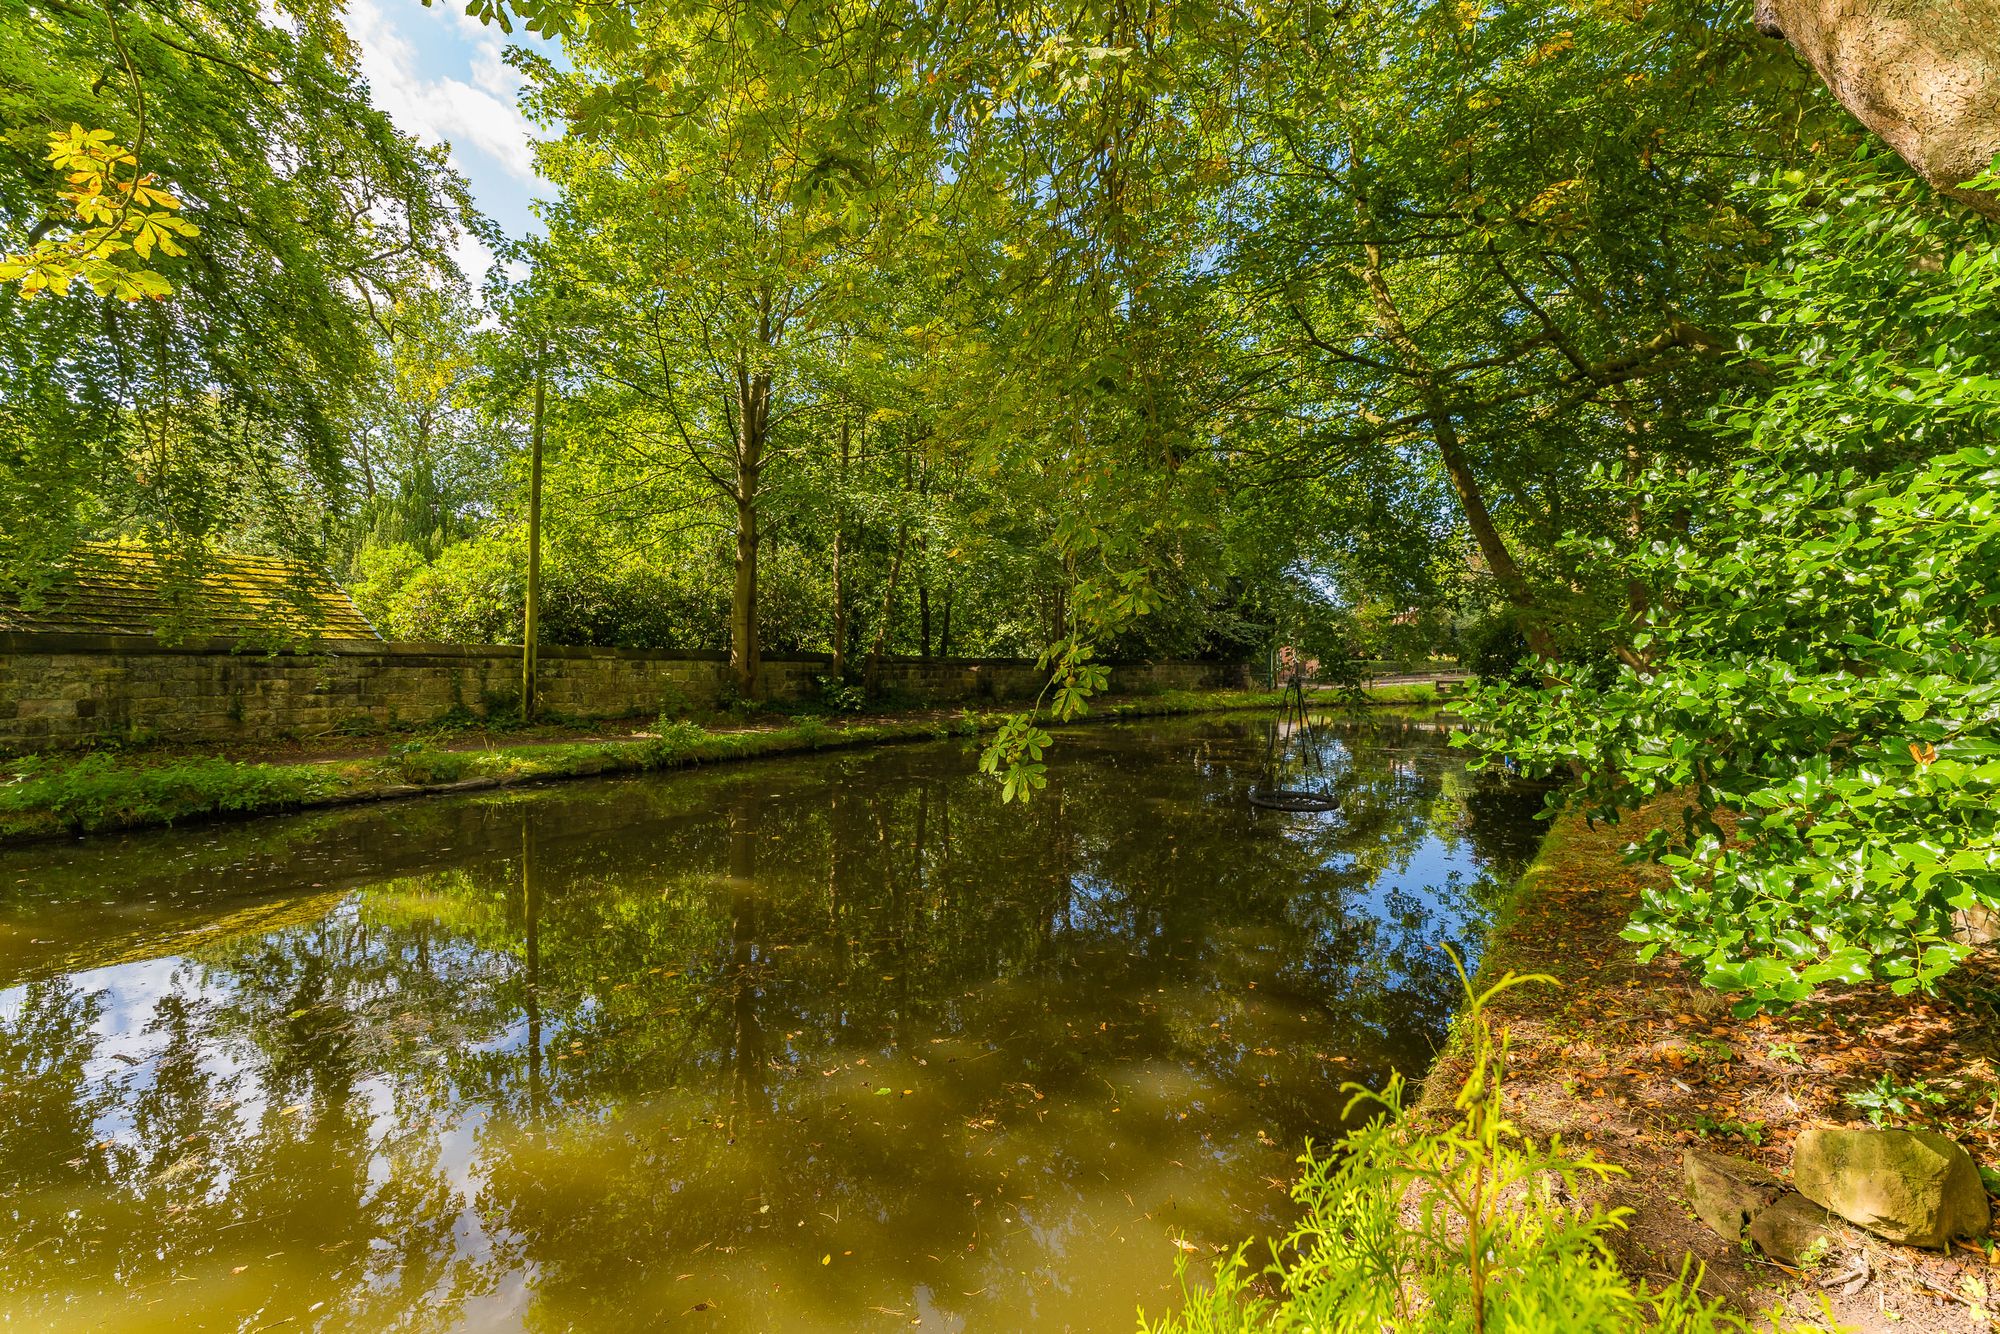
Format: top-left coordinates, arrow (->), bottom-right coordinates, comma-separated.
449,226 -> 497,287
347,0 -> 541,187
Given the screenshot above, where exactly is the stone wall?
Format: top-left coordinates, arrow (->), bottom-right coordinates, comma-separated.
0,632 -> 1251,751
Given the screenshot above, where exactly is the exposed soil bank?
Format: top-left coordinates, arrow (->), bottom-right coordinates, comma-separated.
1430,804 -> 2000,1332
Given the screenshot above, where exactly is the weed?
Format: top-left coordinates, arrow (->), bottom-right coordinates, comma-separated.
646,720 -> 709,764
1691,1113 -> 1768,1147
1845,1072 -> 1949,1127
791,715 -> 834,749
384,739 -> 467,785
0,753 -> 334,837
1141,962 -> 1816,1333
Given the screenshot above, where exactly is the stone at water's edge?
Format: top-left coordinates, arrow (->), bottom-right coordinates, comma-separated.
1683,1149 -> 1781,1243
1791,1126 -> 1991,1249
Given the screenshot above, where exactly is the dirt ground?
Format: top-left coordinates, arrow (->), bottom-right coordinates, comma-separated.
1430,805 -> 2000,1332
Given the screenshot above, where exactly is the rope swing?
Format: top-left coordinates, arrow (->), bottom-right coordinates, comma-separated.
1249,673 -> 1341,812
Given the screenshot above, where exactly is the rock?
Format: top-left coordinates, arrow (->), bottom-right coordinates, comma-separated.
1792,1125 -> 1991,1248
1746,1192 -> 1837,1265
1684,1149 -> 1782,1243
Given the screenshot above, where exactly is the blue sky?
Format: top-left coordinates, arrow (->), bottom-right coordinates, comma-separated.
345,0 -> 555,280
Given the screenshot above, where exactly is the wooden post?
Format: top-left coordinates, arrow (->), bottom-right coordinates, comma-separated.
522,340 -> 546,720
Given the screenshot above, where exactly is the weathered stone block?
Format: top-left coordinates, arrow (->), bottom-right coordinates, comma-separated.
1793,1125 -> 1990,1248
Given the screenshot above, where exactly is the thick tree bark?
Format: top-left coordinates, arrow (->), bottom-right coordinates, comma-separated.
1759,0 -> 2000,217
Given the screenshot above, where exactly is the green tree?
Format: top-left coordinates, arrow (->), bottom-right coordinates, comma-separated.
1469,152 -> 2000,1007
0,0 -> 469,625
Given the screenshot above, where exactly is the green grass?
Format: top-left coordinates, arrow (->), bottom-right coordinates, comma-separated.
0,752 -> 339,841
0,688 -> 1295,844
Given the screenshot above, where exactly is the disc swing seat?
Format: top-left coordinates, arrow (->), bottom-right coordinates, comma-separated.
1248,673 -> 1341,812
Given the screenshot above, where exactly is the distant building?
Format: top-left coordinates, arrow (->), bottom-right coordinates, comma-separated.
0,541 -> 379,641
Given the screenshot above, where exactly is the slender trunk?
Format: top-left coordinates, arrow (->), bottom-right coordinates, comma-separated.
732,489 -> 760,698
919,580 -> 932,659
730,370 -> 768,701
522,345 -> 546,719
937,588 -> 953,659
829,526 -> 846,677
830,418 -> 851,679
1359,241 -> 1551,657
863,523 -> 909,695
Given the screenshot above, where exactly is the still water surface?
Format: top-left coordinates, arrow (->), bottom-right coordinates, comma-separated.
0,713 -> 1540,1332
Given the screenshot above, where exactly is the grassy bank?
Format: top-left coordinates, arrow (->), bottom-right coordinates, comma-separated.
1418,804 -> 2000,1331
1,687 -> 1311,845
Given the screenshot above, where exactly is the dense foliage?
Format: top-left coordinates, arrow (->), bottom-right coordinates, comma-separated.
7,0 -> 1998,1002
0,0 -> 470,621
1470,156 -> 2000,1008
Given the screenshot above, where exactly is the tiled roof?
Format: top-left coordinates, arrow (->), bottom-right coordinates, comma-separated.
0,541 -> 380,641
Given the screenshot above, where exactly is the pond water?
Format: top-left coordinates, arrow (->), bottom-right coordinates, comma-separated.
0,712 -> 1542,1333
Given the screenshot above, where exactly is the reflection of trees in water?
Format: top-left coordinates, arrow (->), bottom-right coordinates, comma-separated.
0,716 -> 1541,1329
0,971 -> 479,1330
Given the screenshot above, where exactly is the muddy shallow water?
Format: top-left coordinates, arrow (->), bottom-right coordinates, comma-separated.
0,712 -> 1542,1332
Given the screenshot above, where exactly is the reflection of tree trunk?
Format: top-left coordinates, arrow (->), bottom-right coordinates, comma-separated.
728,793 -> 766,1111
827,790 -> 851,1033
522,817 -> 544,1128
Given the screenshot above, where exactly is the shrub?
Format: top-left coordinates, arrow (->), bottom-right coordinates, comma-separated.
1465,157 -> 2000,1009
814,674 -> 868,714
384,739 -> 466,785
1140,969 -> 1819,1334
646,720 -> 710,765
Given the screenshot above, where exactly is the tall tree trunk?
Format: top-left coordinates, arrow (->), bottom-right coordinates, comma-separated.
863,523 -> 909,695
937,587 -> 953,659
1359,241 -> 1552,658
732,489 -> 760,699
830,417 -> 851,679
1759,0 -> 2000,218
730,370 -> 769,701
521,346 -> 546,719
918,579 -> 932,659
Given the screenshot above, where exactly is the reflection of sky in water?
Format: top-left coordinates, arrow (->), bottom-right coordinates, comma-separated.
0,714 -> 1544,1334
